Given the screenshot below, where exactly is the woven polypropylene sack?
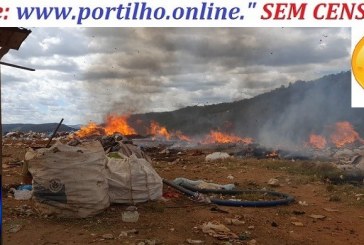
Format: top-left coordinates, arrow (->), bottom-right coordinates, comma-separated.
28,141 -> 110,218
106,154 -> 162,204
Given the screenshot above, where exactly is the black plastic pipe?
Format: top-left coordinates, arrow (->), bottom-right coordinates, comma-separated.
163,179 -> 295,207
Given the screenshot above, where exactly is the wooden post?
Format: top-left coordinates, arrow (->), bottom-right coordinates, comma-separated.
46,118 -> 64,148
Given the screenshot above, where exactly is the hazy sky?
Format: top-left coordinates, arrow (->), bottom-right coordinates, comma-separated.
1,27 -> 350,124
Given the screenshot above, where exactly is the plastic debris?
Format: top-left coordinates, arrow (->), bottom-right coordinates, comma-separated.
17,185 -> 32,191
8,224 -> 23,233
247,239 -> 257,245
268,178 -> 280,187
119,229 -> 138,237
201,221 -> 238,240
323,208 -> 339,212
122,206 -> 139,223
173,177 -> 235,190
102,234 -> 114,239
186,239 -> 204,244
10,188 -> 32,200
227,175 -> 234,180
225,218 -> 245,226
291,221 -> 304,227
298,201 -> 309,206
205,152 -> 230,161
309,214 -> 326,220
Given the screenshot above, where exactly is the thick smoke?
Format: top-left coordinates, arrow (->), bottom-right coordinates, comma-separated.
79,28 -> 356,149
81,28 -> 350,124
256,72 -> 357,150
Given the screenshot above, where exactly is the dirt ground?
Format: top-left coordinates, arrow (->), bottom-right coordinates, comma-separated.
2,141 -> 364,245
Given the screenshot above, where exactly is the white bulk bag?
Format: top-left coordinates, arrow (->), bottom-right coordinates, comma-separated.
28,141 -> 110,218
106,153 -> 162,204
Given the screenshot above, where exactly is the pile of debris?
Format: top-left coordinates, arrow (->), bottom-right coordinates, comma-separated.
334,151 -> 364,174
23,133 -> 162,218
3,131 -> 72,141
4,131 -> 48,140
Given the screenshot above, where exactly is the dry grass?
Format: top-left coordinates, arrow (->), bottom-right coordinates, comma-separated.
252,159 -> 343,180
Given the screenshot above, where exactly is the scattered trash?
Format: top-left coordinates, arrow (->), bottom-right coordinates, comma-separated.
323,208 -> 339,212
248,225 -> 255,230
309,214 -> 326,220
173,177 -> 235,190
159,149 -> 170,154
194,193 -> 211,203
119,229 -> 138,237
4,131 -> 50,140
13,204 -> 34,216
225,218 -> 245,226
333,149 -> 354,159
291,221 -> 304,227
227,174 -> 234,180
186,239 -> 204,244
138,239 -> 160,245
7,160 -> 23,167
102,234 -> 114,239
205,152 -> 230,161
17,185 -> 32,191
298,201 -> 309,206
210,206 -> 229,214
25,136 -> 163,218
8,224 -> 23,233
247,239 -> 257,245
201,221 -> 238,240
122,206 -> 139,223
238,231 -> 251,240
165,179 -> 294,207
10,188 -> 32,200
268,178 -> 280,187
162,190 -> 181,199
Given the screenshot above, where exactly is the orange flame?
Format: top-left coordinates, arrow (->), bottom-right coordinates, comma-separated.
149,121 -> 171,140
75,115 -> 136,138
75,122 -> 104,138
330,121 -> 363,148
308,134 -> 327,149
203,131 -> 253,144
175,130 -> 191,141
266,150 -> 279,158
104,115 -> 136,135
149,121 -> 190,141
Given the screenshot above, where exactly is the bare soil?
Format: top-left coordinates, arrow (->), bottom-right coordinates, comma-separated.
2,142 -> 364,245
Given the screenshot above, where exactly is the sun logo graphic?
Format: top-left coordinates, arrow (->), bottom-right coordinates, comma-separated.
352,37 -> 364,90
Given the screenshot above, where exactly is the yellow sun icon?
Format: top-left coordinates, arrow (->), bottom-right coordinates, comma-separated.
352,37 -> 364,90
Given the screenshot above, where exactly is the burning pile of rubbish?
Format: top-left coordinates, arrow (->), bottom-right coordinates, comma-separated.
72,115 -> 363,156
6,113 -> 364,212
4,113 -> 364,167
4,113 -> 364,220
69,115 -> 364,175
73,115 -> 254,147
